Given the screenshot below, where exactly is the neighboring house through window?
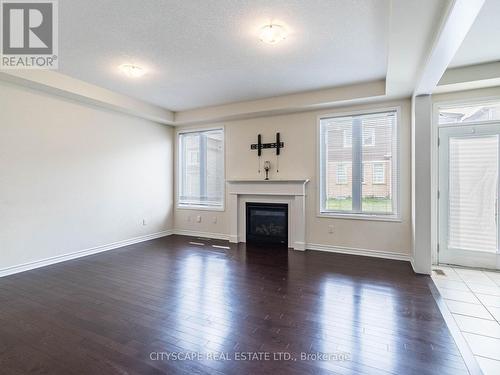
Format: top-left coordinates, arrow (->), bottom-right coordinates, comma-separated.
178,128 -> 224,209
336,163 -> 348,184
343,127 -> 375,147
363,127 -> 375,146
372,162 -> 385,184
320,109 -> 398,217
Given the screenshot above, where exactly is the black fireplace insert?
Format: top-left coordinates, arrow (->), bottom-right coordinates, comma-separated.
246,202 -> 288,245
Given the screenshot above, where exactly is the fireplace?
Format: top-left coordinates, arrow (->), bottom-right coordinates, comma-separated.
227,179 -> 308,249
246,202 -> 288,245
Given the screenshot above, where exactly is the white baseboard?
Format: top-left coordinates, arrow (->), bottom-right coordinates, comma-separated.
171,232 -> 411,263
409,257 -> 431,275
306,243 -> 411,262
2,230 -> 412,278
172,229 -> 230,241
0,229 -> 174,278
410,257 -> 416,273
293,241 -> 306,251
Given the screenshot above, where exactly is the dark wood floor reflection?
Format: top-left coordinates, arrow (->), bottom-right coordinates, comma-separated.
0,235 -> 467,374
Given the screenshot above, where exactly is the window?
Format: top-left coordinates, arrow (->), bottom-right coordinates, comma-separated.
372,162 -> 385,184
320,110 -> 398,218
438,101 -> 500,125
178,128 -> 224,209
336,163 -> 348,184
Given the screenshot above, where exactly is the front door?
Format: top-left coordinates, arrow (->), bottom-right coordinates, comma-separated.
438,123 -> 500,269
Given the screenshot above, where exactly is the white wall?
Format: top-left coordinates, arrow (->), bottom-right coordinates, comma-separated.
0,81 -> 174,273
174,99 -> 412,257
412,95 -> 433,274
432,86 -> 500,103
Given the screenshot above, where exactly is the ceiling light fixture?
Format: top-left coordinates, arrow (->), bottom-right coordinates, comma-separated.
259,24 -> 287,45
119,64 -> 146,78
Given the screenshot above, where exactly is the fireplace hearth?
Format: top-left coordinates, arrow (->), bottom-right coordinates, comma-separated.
246,202 -> 288,245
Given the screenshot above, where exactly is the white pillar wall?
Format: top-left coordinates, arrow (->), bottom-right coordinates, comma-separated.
412,95 -> 433,275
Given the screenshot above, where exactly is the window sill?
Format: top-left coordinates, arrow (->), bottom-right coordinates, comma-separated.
317,212 -> 401,222
177,204 -> 225,212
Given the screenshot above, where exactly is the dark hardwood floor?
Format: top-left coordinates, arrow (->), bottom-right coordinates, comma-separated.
0,235 -> 468,374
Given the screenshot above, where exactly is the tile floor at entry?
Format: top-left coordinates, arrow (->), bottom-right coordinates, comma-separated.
432,266 -> 500,375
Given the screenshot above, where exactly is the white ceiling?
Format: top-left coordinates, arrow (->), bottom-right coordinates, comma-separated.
449,0 -> 500,68
59,0 -> 390,111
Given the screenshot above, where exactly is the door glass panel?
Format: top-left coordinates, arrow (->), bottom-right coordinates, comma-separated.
448,135 -> 498,253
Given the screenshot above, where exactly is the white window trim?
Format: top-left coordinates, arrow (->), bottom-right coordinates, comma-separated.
316,106 -> 401,221
176,126 -> 225,211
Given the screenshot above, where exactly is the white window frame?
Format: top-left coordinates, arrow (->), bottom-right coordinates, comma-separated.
317,107 -> 400,221
176,126 -> 225,211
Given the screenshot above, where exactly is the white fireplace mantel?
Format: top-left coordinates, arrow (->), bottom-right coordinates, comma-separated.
227,179 -> 310,250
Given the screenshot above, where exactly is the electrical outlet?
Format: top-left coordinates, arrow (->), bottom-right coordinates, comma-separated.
328,225 -> 334,234
213,216 -> 217,224
196,215 -> 202,223
142,219 -> 147,226
187,216 -> 191,222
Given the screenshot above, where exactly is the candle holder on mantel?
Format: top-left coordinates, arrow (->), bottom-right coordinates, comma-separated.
263,161 -> 271,180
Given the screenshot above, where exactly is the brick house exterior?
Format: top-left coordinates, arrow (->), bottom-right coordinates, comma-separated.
326,122 -> 392,199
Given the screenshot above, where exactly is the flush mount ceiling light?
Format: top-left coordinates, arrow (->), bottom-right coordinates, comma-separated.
259,24 -> 287,45
118,64 -> 146,78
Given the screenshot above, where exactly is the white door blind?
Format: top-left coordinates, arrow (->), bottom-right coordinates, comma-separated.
448,135 -> 498,253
